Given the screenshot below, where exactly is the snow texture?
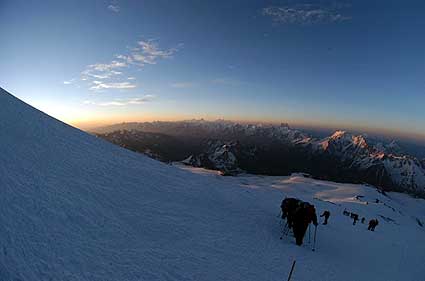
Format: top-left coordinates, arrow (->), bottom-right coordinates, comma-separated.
0,87 -> 424,281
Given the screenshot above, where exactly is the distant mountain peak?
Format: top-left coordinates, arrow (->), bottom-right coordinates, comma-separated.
330,130 -> 348,138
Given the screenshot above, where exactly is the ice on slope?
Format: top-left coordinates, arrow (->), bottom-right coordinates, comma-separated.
0,87 -> 424,281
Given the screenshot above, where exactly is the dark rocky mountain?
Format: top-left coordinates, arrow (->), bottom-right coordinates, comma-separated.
95,129 -> 203,162
182,140 -> 244,175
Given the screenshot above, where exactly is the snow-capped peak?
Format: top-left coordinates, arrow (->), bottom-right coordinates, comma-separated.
330,130 -> 348,139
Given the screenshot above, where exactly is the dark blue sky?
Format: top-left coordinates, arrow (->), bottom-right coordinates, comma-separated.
1,0 -> 424,140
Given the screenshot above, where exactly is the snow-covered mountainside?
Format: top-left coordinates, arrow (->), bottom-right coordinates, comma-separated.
176,164 -> 425,281
1,87 -> 424,281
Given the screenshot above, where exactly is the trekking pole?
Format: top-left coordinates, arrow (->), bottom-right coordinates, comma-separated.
312,225 -> 317,252
287,260 -> 296,281
284,222 -> 291,236
308,224 -> 311,244
280,222 -> 288,239
277,210 -> 282,218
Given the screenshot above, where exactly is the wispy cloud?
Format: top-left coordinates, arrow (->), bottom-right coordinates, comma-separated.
84,95 -> 155,107
89,81 -> 136,91
82,61 -> 126,81
171,82 -> 196,88
108,4 -> 120,13
131,40 -> 182,66
80,39 -> 182,91
262,4 -> 351,25
63,79 -> 75,85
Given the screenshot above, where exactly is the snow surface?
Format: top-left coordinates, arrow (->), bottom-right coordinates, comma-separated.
1,88 -> 425,281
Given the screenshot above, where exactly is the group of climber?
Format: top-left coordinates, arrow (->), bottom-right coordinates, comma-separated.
280,197 -> 380,246
343,209 -> 379,231
280,197 -> 323,246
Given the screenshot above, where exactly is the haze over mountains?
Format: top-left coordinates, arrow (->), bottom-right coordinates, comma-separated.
95,120 -> 425,197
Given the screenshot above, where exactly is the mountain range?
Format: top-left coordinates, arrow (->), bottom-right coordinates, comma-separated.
95,121 -> 425,197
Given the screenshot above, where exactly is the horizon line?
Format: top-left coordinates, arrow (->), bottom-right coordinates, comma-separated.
71,117 -> 425,144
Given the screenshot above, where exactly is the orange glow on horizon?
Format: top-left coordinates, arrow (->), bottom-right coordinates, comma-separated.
23,95 -> 424,142
67,114 -> 425,142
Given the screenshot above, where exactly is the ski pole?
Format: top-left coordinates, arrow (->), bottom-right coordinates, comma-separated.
287,260 -> 296,281
312,225 -> 317,251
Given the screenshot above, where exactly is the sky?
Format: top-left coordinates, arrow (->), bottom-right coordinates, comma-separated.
0,0 -> 424,141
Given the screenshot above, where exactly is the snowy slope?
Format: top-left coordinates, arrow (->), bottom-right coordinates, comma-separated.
176,165 -> 425,281
0,87 -> 424,281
